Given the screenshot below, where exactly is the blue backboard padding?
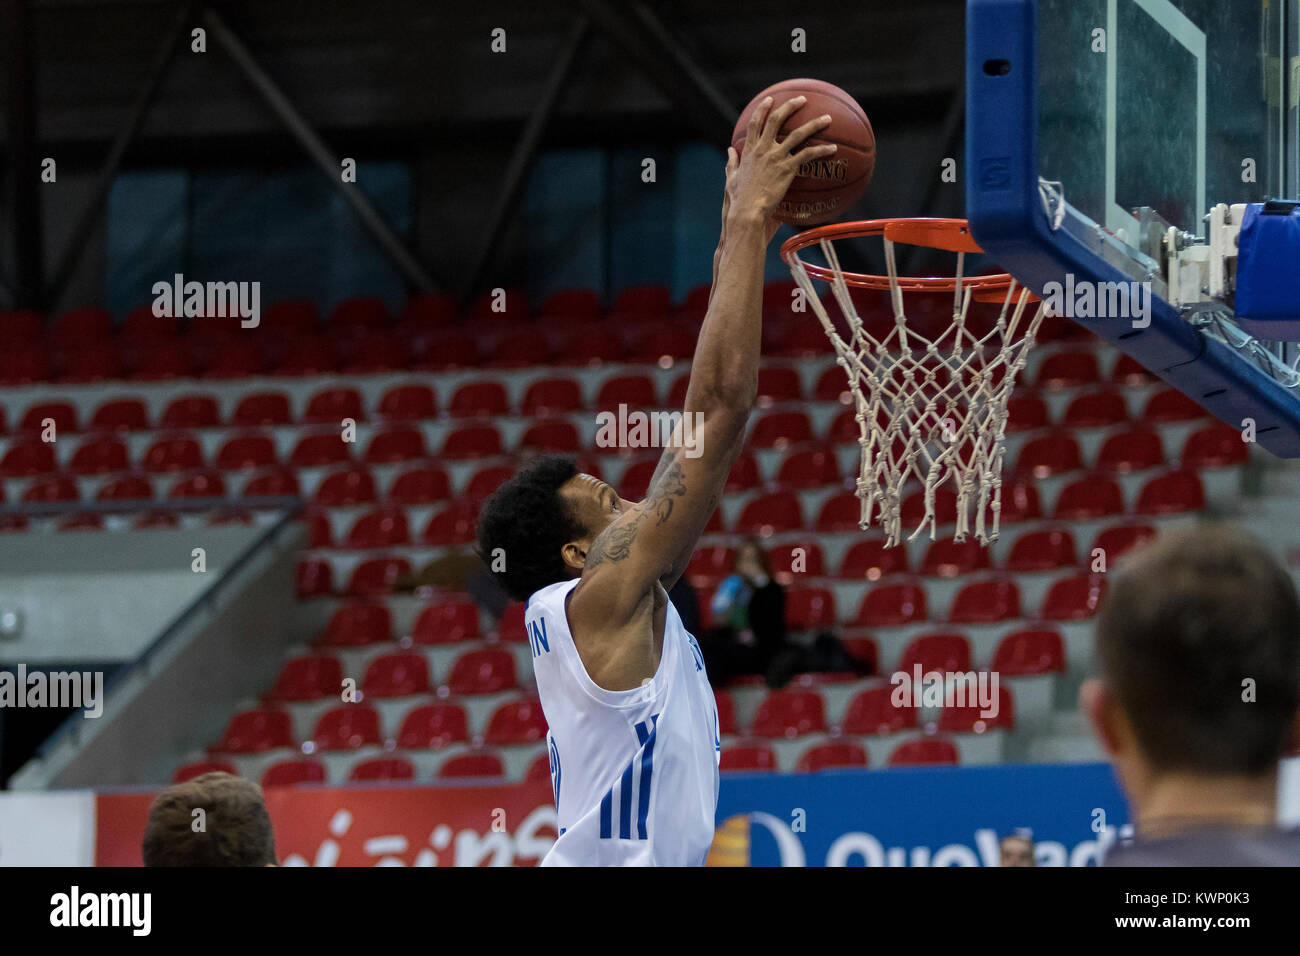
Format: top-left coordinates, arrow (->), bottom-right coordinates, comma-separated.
966,0 -> 1300,458
1236,203 -> 1300,340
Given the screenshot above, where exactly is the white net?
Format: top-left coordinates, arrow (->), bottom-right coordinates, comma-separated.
787,226 -> 1046,547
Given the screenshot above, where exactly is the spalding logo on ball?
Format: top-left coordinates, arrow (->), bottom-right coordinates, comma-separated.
731,78 -> 875,226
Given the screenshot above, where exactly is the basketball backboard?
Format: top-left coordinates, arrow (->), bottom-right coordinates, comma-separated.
967,0 -> 1300,457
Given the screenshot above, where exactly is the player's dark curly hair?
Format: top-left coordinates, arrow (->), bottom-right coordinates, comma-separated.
477,456 -> 584,601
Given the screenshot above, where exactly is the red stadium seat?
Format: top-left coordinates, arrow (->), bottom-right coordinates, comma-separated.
258,299 -> 318,336
411,601 -> 480,644
141,436 -> 203,473
1036,351 -> 1100,389
346,557 -> 412,597
442,425 -> 503,460
311,705 -> 382,750
214,709 -> 294,754
756,367 -> 803,406
992,629 -> 1065,676
328,296 -> 388,332
296,560 -> 335,599
396,703 -> 469,748
446,648 -> 517,695
90,399 -> 149,432
938,686 -> 1014,732
713,690 -> 737,736
1004,394 -> 1050,433
1110,353 -> 1157,387
389,466 -> 451,505
1181,424 -> 1249,469
49,307 -> 112,346
888,738 -> 959,766
349,757 -> 415,782
724,452 -> 761,492
768,541 -> 826,581
556,322 -> 626,365
59,512 -> 105,531
1092,523 -> 1156,562
397,292 -> 459,333
68,438 -> 128,475
750,411 -> 813,448
1015,432 -> 1083,477
202,338 -> 263,378
734,491 -> 803,535
784,587 -> 836,630
2,441 -> 56,477
160,395 -> 220,429
364,428 -> 426,464
812,364 -> 851,402
421,500 -> 479,545
488,329 -> 553,368
796,741 -> 868,772
851,583 -> 928,627
949,578 -> 1021,623
1054,476 -> 1125,520
666,372 -> 691,408
266,655 -> 344,702
262,760 -> 327,788
346,508 -> 410,549
23,475 -> 79,503
0,308 -> 44,346
817,492 -> 864,533
18,401 -> 77,435
232,391 -> 292,427
751,690 -> 827,739
290,434 -> 352,468
1134,470 -> 1204,515
1060,391 -> 1126,431
313,468 -> 376,506
496,603 -> 528,642
596,374 -> 657,409
540,288 -> 601,321
1005,528 -> 1077,572
1096,428 -> 1165,473
415,333 -> 478,370
519,420 -> 581,453
719,744 -> 777,773
97,475 -> 153,503
617,459 -> 659,500
842,686 -> 917,735
624,325 -> 698,365
899,632 -> 972,675
377,384 -> 437,421
0,346 -> 51,385
839,540 -> 909,580
775,444 -> 841,489
361,652 -> 430,698
521,378 -> 584,416
173,760 -> 237,783
901,487 -> 960,528
169,471 -> 226,499
129,341 -> 193,380
438,752 -> 506,779
243,468 -> 299,498
999,478 -> 1044,524
343,333 -> 409,373
485,698 -> 549,745
1041,574 -> 1107,620
920,538 -> 990,577
611,284 -> 670,318
303,387 -> 365,425
215,434 -> 277,470
272,335 -> 336,376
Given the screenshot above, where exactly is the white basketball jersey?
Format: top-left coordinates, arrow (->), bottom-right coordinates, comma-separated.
525,578 -> 721,866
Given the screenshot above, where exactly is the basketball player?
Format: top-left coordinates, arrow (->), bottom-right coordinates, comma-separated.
1082,524 -> 1300,865
477,95 -> 836,865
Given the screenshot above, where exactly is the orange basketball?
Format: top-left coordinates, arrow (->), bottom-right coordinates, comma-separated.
732,78 -> 875,226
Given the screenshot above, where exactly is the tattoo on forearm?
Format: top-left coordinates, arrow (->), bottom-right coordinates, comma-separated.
585,513 -> 643,571
648,460 -> 687,526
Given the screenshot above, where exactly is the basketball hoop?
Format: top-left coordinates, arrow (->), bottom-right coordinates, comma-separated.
781,218 -> 1046,547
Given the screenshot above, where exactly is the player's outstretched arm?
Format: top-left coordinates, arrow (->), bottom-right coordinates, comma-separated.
571,95 -> 836,624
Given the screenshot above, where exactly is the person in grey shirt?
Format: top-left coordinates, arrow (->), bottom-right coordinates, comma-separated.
1078,524 -> 1300,866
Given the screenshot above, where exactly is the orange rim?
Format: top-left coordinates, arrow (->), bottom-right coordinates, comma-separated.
780,218 -> 1038,303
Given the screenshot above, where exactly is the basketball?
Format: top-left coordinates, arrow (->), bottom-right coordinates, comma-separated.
731,78 -> 875,225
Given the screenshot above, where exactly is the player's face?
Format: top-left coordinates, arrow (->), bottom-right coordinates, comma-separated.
560,473 -> 635,542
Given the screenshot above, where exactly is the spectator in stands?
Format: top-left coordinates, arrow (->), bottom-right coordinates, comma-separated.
998,831 -> 1036,866
701,538 -> 800,688
1082,524 -> 1300,865
143,771 -> 278,867
668,576 -> 702,638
